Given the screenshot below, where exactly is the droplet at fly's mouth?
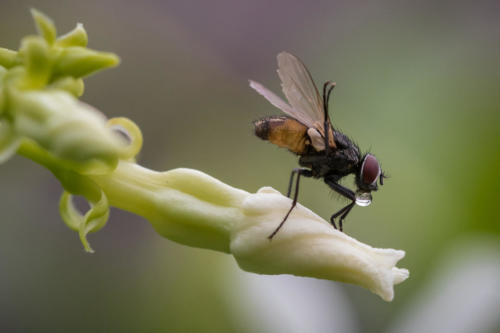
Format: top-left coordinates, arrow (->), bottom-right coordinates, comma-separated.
355,190 -> 372,207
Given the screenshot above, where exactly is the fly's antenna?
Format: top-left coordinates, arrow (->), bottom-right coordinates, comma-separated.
322,81 -> 336,121
379,171 -> 389,186
323,81 -> 337,114
322,81 -> 336,153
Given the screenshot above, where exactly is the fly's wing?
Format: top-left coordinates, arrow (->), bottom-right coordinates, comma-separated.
249,80 -> 317,131
277,52 -> 324,129
249,80 -> 296,118
249,52 -> 336,151
249,77 -> 322,130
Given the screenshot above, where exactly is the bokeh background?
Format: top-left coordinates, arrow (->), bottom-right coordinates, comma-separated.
1,1 -> 499,332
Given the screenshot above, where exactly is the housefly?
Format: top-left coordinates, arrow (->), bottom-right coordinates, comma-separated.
250,52 -> 386,239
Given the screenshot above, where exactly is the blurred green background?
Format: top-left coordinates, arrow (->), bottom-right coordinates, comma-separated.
1,1 -> 499,332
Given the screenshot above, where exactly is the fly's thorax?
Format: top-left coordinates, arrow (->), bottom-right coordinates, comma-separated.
326,146 -> 361,173
298,150 -> 328,178
333,131 -> 354,150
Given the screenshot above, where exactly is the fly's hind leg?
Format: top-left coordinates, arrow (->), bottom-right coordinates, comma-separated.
268,168 -> 312,240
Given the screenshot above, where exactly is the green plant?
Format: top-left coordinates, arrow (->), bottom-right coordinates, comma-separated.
0,9 -> 408,301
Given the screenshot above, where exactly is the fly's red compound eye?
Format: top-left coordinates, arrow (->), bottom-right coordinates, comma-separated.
361,154 -> 381,185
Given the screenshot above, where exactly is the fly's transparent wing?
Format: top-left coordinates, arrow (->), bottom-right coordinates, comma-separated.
249,80 -> 312,127
277,52 -> 324,128
250,53 -> 335,150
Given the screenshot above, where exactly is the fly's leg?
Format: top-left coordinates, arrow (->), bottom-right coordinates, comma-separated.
325,179 -> 356,232
337,201 -> 355,231
286,168 -> 300,198
268,168 -> 312,239
329,203 -> 349,230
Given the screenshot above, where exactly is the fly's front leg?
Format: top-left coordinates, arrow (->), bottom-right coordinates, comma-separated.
269,168 -> 312,239
325,179 -> 356,232
330,201 -> 355,231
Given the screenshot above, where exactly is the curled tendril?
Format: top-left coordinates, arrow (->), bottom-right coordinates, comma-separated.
59,188 -> 109,253
107,117 -> 143,161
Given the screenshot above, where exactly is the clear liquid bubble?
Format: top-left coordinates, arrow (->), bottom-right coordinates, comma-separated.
355,191 -> 372,207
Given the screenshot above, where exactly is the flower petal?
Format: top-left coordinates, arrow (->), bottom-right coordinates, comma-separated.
231,186 -> 409,301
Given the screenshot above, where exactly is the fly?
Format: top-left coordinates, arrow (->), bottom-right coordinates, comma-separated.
250,52 -> 386,239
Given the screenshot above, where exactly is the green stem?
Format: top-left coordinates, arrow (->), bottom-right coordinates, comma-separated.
91,162 -> 249,253
17,139 -> 61,173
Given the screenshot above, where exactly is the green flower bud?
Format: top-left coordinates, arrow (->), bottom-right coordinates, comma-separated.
31,8 -> 57,45
56,23 -> 88,48
49,77 -> 85,97
10,89 -> 126,174
18,36 -> 52,89
2,66 -> 27,92
53,47 -> 119,78
0,66 -> 5,112
0,121 -> 20,163
0,48 -> 18,69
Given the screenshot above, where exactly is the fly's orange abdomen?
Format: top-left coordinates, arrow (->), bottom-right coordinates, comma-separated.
253,116 -> 309,154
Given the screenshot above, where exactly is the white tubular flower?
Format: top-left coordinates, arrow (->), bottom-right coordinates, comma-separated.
90,166 -> 409,301
232,187 -> 409,302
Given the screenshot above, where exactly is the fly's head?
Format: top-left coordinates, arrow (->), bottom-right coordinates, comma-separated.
354,154 -> 386,206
